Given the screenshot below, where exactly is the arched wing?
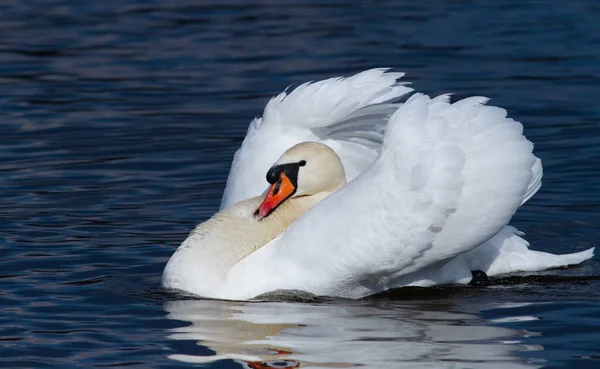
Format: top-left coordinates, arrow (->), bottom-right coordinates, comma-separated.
220,69 -> 412,209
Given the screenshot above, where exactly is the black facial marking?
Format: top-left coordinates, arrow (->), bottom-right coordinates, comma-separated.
265,160 -> 306,187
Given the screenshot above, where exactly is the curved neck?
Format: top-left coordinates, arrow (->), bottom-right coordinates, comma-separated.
180,191 -> 335,273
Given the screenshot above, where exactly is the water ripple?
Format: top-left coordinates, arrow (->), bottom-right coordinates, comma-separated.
1,0 -> 599,367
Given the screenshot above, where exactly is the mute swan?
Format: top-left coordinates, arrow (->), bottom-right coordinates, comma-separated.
162,69 -> 594,300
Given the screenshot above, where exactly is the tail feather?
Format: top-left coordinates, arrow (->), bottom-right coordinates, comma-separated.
464,226 -> 594,276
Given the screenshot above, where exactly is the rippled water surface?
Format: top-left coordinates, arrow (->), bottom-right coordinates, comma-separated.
2,0 -> 600,368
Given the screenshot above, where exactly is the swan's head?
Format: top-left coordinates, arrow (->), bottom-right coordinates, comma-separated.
255,142 -> 346,219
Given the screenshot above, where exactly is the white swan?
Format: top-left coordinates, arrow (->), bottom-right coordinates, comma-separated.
162,69 -> 594,300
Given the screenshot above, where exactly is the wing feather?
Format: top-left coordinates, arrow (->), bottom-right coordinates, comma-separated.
220,69 -> 412,209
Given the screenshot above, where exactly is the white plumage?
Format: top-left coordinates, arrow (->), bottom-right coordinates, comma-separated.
220,68 -> 412,209
163,69 -> 593,300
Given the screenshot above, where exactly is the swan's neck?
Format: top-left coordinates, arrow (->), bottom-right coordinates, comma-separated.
203,194 -> 324,259
165,192 -> 332,285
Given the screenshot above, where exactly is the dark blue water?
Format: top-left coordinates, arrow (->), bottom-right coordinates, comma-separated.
1,0 -> 599,368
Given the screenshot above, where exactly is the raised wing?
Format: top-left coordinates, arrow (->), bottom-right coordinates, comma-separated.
220,69 -> 412,209
227,93 -> 539,299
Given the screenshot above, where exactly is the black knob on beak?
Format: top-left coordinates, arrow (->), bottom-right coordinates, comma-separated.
266,166 -> 280,184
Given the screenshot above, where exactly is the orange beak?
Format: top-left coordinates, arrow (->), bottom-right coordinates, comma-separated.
256,172 -> 296,219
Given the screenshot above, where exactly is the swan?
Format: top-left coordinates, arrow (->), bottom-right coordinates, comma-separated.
162,69 -> 594,300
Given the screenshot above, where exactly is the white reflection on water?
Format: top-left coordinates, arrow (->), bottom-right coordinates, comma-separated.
164,299 -> 542,368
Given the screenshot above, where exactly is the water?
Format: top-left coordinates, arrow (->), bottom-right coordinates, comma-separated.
1,0 -> 599,367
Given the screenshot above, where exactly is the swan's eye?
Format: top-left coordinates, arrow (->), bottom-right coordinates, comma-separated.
299,160 -> 306,166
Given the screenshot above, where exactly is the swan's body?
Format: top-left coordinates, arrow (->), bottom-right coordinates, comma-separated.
162,69 -> 594,300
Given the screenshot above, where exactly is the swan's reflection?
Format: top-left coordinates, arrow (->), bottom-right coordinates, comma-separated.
164,298 -> 542,368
